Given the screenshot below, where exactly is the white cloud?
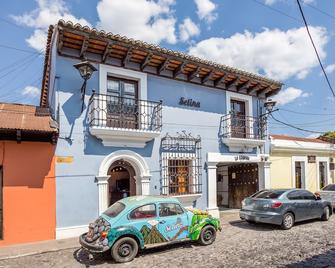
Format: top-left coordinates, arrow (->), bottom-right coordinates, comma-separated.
188,26 -> 328,81
325,64 -> 335,74
22,86 -> 40,98
272,87 -> 310,105
194,0 -> 217,23
96,0 -> 177,45
12,0 -> 90,51
179,18 -> 200,42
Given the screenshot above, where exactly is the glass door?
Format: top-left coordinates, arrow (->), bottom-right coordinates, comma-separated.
106,76 -> 138,129
230,99 -> 246,138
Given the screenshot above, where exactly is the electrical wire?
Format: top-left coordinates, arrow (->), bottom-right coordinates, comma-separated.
0,44 -> 42,55
279,108 -> 335,116
296,0 -> 335,99
270,113 -> 326,134
250,0 -> 302,23
303,2 -> 335,21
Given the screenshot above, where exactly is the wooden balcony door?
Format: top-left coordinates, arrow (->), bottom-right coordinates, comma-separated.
230,99 -> 246,138
106,76 -> 139,129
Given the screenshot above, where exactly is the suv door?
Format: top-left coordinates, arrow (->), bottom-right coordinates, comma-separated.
287,190 -> 311,221
157,203 -> 189,242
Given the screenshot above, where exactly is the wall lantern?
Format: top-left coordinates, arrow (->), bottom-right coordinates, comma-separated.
73,61 -> 97,112
264,99 -> 277,114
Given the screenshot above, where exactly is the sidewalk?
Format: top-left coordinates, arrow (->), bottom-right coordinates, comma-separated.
0,237 -> 80,260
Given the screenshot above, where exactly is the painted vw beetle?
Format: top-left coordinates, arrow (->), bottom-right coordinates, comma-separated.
79,196 -> 221,263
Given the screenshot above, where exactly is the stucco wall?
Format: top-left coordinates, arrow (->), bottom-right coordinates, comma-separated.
270,151 -> 334,193
0,141 -> 55,246
53,55 -> 264,229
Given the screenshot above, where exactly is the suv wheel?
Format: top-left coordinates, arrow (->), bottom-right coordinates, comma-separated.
281,212 -> 294,230
198,225 -> 216,246
321,206 -> 330,221
111,237 -> 138,263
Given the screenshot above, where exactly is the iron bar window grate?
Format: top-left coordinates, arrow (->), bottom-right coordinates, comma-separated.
161,131 -> 202,196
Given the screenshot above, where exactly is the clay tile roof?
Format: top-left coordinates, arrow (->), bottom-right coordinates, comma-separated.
270,134 -> 328,144
0,102 -> 58,133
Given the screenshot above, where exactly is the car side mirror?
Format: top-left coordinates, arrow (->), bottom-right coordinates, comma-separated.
315,195 -> 321,201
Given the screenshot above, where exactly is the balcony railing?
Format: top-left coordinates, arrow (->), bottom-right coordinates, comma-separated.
88,93 -> 162,132
220,113 -> 266,140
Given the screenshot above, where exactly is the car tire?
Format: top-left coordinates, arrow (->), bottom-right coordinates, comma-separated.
281,212 -> 294,230
111,237 -> 138,263
198,225 -> 216,246
321,206 -> 330,221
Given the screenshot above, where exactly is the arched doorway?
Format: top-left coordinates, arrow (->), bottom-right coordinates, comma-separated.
108,160 -> 136,205
96,150 -> 151,214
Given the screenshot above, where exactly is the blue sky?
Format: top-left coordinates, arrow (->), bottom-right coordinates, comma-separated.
1,0 -> 335,137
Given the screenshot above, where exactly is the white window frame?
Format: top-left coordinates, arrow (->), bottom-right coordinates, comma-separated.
225,91 -> 254,138
291,156 -> 308,189
316,156 -> 330,190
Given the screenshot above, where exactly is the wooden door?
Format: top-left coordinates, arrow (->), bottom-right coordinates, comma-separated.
106,77 -> 139,129
228,164 -> 258,209
230,99 -> 246,138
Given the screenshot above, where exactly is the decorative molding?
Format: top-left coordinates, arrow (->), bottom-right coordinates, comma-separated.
221,137 -> 266,152
89,126 -> 160,148
291,156 -> 308,189
271,139 -> 335,153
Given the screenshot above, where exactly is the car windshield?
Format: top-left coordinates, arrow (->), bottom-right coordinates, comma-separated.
103,202 -> 125,217
322,184 -> 335,191
252,190 -> 286,199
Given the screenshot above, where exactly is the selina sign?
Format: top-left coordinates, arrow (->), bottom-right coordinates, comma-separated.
179,97 -> 200,108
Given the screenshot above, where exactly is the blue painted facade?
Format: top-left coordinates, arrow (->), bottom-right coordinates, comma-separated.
49,51 -> 268,233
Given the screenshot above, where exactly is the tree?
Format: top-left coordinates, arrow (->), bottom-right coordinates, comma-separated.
324,131 -> 335,139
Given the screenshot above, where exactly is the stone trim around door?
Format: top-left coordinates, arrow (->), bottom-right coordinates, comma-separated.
96,150 -> 151,215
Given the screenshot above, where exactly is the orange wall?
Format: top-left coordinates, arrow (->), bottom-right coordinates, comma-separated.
0,141 -> 56,246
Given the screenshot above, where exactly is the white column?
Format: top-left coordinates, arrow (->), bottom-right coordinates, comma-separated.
141,175 -> 151,195
207,163 -> 220,218
96,176 -> 109,215
258,161 -> 271,190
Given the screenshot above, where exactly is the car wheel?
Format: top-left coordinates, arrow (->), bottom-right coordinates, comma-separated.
321,206 -> 330,221
198,225 -> 216,246
111,237 -> 138,263
281,212 -> 294,230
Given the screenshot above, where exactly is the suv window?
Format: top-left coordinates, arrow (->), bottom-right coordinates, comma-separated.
252,190 -> 285,199
129,204 -> 156,219
287,190 -> 304,200
322,184 -> 335,191
159,203 -> 184,217
103,202 -> 125,217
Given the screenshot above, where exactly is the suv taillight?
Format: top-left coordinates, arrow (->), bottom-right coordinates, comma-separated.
271,202 -> 282,208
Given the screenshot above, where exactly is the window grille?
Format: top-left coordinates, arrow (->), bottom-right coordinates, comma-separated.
161,131 -> 202,195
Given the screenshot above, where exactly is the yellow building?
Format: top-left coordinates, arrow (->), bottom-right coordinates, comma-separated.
270,135 -> 335,193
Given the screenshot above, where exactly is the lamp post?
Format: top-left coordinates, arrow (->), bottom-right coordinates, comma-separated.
73,61 -> 97,113
264,99 -> 277,114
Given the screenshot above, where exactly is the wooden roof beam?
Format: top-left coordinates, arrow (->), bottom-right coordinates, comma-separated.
236,80 -> 249,92
57,29 -> 64,54
247,83 -> 263,95
141,52 -> 154,71
257,86 -> 272,96
214,74 -> 227,87
201,70 -> 214,84
123,48 -> 133,66
102,41 -> 114,63
79,36 -> 89,59
225,77 -> 238,88
266,87 -> 280,98
173,62 -> 187,78
158,58 -> 170,74
188,66 -> 201,81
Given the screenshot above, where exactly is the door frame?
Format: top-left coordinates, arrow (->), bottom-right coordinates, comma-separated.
316,157 -> 330,190
291,156 -> 307,189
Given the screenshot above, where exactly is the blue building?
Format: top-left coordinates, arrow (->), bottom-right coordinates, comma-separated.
41,20 -> 282,239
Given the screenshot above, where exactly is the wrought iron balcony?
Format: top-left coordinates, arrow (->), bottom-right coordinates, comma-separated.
220,113 -> 267,152
88,93 -> 162,147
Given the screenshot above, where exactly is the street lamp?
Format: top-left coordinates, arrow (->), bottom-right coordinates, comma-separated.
264,99 -> 277,114
73,61 -> 97,112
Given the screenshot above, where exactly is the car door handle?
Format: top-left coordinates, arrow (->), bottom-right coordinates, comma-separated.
159,220 -> 166,224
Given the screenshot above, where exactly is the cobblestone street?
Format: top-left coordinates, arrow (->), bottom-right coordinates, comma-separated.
1,212 -> 335,268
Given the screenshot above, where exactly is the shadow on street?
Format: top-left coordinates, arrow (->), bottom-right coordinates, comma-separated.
284,248 -> 335,268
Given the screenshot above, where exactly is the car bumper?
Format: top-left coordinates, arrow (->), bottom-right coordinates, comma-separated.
79,233 -> 110,253
239,210 -> 282,225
